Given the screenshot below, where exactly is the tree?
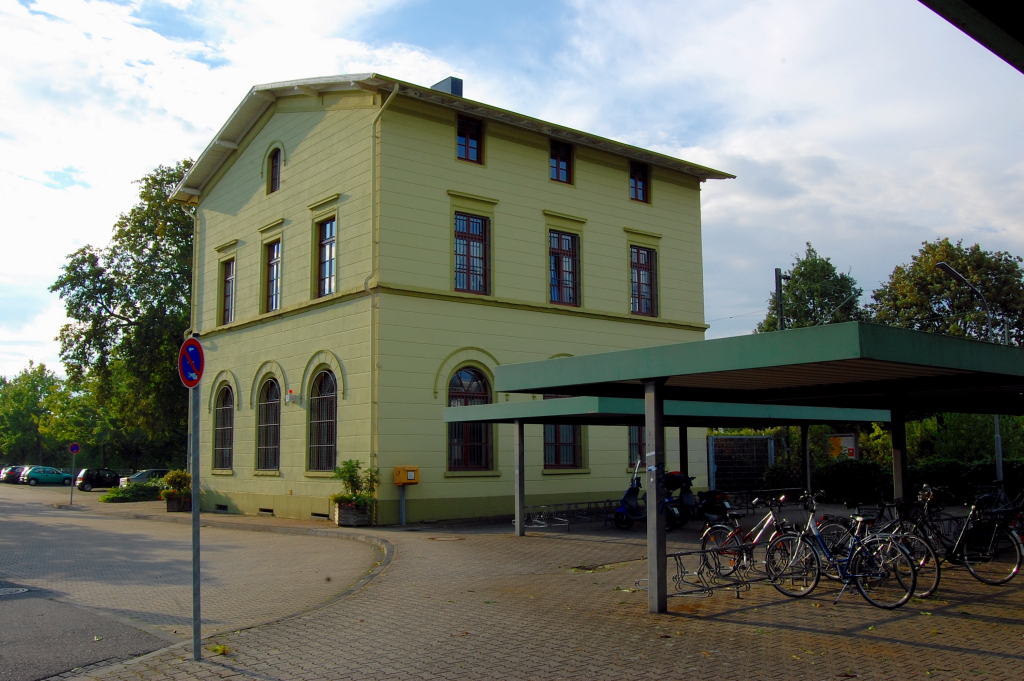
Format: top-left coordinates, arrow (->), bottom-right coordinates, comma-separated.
756,243 -> 864,332
869,238 -> 1024,343
49,160 -> 194,465
0,362 -> 61,465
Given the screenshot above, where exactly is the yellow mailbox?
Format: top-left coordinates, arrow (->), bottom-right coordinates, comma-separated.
394,466 -> 419,486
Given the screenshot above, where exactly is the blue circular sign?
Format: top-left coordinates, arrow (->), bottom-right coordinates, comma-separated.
178,338 -> 204,389
69,442 -> 81,454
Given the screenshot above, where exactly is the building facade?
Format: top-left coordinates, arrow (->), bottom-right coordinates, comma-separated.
171,74 -> 732,523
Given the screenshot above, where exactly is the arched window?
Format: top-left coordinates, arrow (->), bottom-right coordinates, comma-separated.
268,148 -> 281,193
257,379 -> 281,471
214,386 -> 234,469
447,367 -> 492,470
308,371 -> 337,471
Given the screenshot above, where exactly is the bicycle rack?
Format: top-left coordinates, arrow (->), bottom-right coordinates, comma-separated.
635,544 -> 776,599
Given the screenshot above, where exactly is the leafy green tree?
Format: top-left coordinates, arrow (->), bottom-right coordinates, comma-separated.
869,238 -> 1024,343
49,161 -> 194,466
757,243 -> 864,332
0,362 -> 61,465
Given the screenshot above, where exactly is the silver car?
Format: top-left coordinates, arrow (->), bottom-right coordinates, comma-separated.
119,469 -> 170,487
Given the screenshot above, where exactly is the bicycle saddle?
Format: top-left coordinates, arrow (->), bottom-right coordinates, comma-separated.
727,511 -> 743,519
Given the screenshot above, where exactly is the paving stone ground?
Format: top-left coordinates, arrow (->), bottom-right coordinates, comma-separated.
7,483 -> 1021,680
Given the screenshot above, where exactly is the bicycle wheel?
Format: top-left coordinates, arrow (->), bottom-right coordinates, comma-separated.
963,525 -> 1022,585
817,521 -> 853,581
766,534 -> 820,598
852,537 -> 916,609
702,525 -> 743,576
895,532 -> 941,598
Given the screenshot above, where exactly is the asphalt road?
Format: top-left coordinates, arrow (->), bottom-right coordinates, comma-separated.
0,579 -> 165,681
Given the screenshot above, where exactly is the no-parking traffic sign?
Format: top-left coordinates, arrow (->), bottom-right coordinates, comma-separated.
178,338 -> 204,389
69,442 -> 80,454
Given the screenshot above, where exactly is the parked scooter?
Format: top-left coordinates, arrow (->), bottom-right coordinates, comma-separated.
665,471 -> 732,527
612,461 -> 685,531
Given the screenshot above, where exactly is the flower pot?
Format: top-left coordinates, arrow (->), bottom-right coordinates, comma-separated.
333,503 -> 370,527
166,496 -> 192,512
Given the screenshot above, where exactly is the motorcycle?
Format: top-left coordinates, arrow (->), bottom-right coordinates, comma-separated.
665,471 -> 732,527
612,461 -> 685,531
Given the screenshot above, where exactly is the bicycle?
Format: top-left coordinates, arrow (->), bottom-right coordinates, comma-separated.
771,492 -> 917,609
878,485 -> 1022,586
700,495 -> 792,576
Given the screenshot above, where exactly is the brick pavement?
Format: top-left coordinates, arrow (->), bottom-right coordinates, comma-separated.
35,504 -> 1021,681
0,485 -> 378,641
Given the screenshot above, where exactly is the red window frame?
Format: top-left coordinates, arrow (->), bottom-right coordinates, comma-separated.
549,230 -> 580,307
266,241 -> 282,312
454,212 -> 490,295
630,245 -> 658,317
629,161 -> 649,203
221,259 -> 235,325
550,140 -> 572,183
448,368 -> 493,471
457,115 -> 483,163
318,218 -> 336,297
544,424 -> 583,469
269,148 -> 281,193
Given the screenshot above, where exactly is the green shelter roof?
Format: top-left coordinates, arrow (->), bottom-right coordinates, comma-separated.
443,396 -> 890,426
493,322 -> 1024,417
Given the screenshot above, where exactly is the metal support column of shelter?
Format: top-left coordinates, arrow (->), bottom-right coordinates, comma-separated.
801,424 -> 811,493
514,419 -> 525,537
678,428 -> 689,479
891,409 -> 908,500
644,379 -> 667,614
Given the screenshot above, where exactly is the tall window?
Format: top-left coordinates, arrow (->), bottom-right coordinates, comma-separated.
630,245 -> 658,316
221,259 -> 235,325
545,424 -> 583,469
214,387 -> 234,470
266,241 -> 281,312
318,218 -> 336,297
629,161 -> 649,203
269,148 -> 281,193
628,425 -> 645,467
257,379 -> 281,471
447,367 -> 492,470
454,213 -> 490,295
550,141 -> 572,183
457,115 -> 482,163
308,371 -> 337,472
549,230 -> 580,306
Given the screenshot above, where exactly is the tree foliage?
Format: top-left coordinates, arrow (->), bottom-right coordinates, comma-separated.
756,243 -> 863,332
48,160 -> 194,466
869,238 -> 1024,343
0,362 -> 61,465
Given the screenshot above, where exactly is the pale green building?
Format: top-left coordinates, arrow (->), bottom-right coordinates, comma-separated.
170,73 -> 733,523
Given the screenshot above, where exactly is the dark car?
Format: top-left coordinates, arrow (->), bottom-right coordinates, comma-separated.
76,468 -> 121,491
1,466 -> 27,483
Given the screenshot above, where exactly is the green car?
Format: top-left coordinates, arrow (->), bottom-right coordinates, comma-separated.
19,466 -> 73,486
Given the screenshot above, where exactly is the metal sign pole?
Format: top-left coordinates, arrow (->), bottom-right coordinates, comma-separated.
69,450 -> 75,506
190,384 -> 201,661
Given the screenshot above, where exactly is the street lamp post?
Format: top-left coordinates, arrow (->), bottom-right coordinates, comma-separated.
936,262 -> 1003,483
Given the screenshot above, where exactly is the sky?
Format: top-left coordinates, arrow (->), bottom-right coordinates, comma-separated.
0,0 -> 1021,379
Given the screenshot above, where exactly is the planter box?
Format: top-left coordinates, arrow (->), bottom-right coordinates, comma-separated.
333,503 -> 370,527
165,496 -> 192,512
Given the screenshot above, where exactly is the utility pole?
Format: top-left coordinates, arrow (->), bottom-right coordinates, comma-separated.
775,268 -> 785,331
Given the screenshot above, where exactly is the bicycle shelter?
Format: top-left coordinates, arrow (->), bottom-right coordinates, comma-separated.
443,322 -> 1024,613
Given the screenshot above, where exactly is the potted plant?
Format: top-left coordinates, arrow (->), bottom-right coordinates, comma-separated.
330,459 -> 379,527
161,470 -> 192,512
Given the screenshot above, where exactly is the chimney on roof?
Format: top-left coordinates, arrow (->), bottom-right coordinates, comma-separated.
430,77 -> 463,97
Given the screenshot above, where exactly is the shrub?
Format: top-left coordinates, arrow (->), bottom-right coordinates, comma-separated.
760,461 -> 804,490
812,459 -> 890,506
99,482 -> 162,503
330,459 -> 380,508
161,469 -> 191,494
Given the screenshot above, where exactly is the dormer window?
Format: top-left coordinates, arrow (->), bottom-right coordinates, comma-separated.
268,148 -> 281,193
457,115 -> 483,163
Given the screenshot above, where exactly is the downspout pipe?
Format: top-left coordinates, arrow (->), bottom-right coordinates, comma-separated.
365,83 -> 400,514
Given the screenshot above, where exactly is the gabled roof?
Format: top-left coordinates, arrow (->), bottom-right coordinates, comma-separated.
170,73 -> 734,204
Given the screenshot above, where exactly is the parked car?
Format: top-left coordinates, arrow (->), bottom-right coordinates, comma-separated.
119,469 -> 170,487
19,466 -> 73,486
1,466 -> 27,483
76,468 -> 121,491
